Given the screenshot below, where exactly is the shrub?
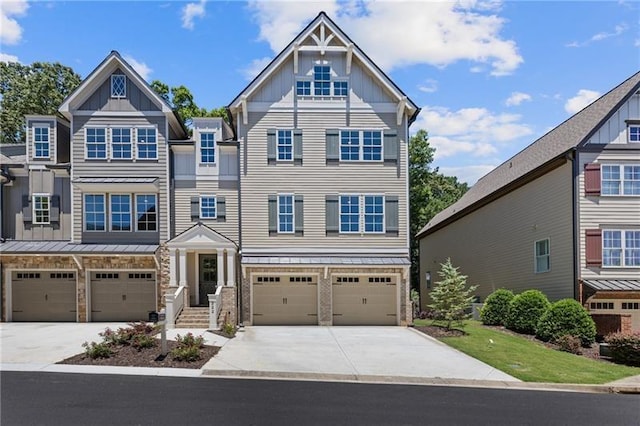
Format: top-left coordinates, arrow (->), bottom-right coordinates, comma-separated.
536,299 -> 596,346
505,290 -> 550,334
480,289 -> 514,326
222,322 -> 236,337
605,332 -> 640,366
554,335 -> 582,355
171,345 -> 201,362
127,321 -> 158,336
131,334 -> 156,350
175,333 -> 204,349
82,341 -> 113,359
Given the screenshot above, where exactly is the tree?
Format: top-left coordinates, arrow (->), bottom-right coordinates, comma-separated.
0,62 -> 81,144
428,259 -> 477,330
409,130 -> 468,292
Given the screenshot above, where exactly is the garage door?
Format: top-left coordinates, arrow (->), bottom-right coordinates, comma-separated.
253,275 -> 318,325
332,275 -> 397,325
12,271 -> 76,322
91,271 -> 156,322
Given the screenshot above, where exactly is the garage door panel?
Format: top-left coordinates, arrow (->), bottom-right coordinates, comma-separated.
11,272 -> 76,322
332,277 -> 397,326
91,272 -> 155,322
253,279 -> 318,325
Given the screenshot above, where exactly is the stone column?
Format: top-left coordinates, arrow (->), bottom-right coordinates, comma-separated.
217,251 -> 225,287
178,249 -> 187,287
169,248 -> 177,287
226,249 -> 236,286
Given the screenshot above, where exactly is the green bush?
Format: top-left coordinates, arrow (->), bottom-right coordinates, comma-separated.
536,299 -> 596,346
505,290 -> 550,334
480,289 -> 514,326
605,332 -> 640,366
82,341 -> 113,359
175,333 -> 204,349
554,335 -> 582,355
171,345 -> 201,362
132,334 -> 156,350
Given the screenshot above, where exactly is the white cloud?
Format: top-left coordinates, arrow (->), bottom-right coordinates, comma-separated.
0,52 -> 19,63
414,105 -> 533,160
505,92 -> 532,106
248,0 -> 522,76
439,164 -> 497,185
0,0 -> 29,45
564,89 -> 601,114
182,0 -> 206,30
418,79 -> 438,93
242,56 -> 273,81
123,55 -> 152,81
566,23 -> 628,48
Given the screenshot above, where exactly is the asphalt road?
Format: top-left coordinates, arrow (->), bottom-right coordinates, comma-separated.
1,372 -> 638,425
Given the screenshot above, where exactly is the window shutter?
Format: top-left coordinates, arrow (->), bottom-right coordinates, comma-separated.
267,129 -> 276,164
293,129 -> 303,163
216,196 -> 226,222
50,195 -> 60,223
385,195 -> 399,235
585,229 -> 602,267
325,195 -> 339,235
295,195 -> 304,235
190,196 -> 200,221
383,130 -> 398,163
326,129 -> 339,163
22,195 -> 32,223
268,195 -> 277,235
584,163 -> 601,196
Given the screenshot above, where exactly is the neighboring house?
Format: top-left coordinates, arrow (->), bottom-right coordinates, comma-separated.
417,71 -> 640,333
0,12 -> 419,327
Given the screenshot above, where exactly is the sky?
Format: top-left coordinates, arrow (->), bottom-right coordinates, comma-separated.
2,0 -> 639,185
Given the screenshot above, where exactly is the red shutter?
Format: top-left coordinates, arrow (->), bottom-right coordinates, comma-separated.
585,229 -> 602,267
584,163 -> 601,196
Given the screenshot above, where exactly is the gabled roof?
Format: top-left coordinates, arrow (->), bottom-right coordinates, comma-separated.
417,71 -> 640,239
58,51 -> 187,138
167,223 -> 237,249
228,11 -> 419,123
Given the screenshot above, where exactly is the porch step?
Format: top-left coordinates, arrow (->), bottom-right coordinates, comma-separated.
175,307 -> 210,329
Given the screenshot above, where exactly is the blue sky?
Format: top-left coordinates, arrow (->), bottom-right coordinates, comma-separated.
2,0 -> 639,184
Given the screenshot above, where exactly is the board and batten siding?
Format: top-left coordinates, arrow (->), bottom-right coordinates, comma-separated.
78,69 -> 161,112
585,93 -> 639,145
419,162 -> 574,310
71,115 -> 169,242
578,150 -> 640,280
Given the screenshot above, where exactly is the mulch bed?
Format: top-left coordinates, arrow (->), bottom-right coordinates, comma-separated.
58,341 -> 220,369
414,325 -> 466,338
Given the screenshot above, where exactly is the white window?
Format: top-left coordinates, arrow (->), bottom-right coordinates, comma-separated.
84,194 -> 106,231
590,302 -> 614,310
86,128 -> 107,159
603,230 -> 640,267
200,132 -> 215,164
339,195 -> 360,233
33,126 -> 50,159
338,194 -> 385,234
277,130 -> 293,161
601,164 -> 640,195
200,196 -> 216,219
136,194 -> 157,231
110,194 -> 131,231
295,65 -> 348,97
340,130 -> 382,161
111,75 -> 126,98
111,128 -> 132,159
363,195 -> 384,233
32,194 -> 50,224
278,195 -> 294,233
137,128 -> 157,160
628,125 -> 640,143
534,239 -> 550,273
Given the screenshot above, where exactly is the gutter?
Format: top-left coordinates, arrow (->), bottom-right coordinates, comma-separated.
570,148 -> 579,301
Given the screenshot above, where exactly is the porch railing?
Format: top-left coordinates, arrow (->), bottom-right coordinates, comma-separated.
208,286 -> 223,330
165,286 -> 187,329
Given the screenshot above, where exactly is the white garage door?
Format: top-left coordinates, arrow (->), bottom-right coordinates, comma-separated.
332,275 -> 397,325
91,271 -> 156,322
253,275 -> 318,325
12,271 -> 76,322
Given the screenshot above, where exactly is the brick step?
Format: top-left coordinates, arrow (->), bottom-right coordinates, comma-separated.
175,307 -> 210,329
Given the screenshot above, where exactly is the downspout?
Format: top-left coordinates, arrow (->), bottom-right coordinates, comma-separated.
570,148 -> 579,301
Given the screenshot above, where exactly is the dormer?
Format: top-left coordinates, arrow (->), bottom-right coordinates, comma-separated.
25,115 -> 70,164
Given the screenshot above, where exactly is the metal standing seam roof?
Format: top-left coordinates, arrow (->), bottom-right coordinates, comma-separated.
241,256 -> 410,266
417,71 -> 640,238
583,279 -> 640,292
72,177 -> 158,184
0,240 -> 159,254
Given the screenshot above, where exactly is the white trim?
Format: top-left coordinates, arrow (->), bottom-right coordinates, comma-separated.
84,126 -> 108,160
32,193 -> 51,225
83,193 -> 106,232
276,129 -> 294,162
70,116 -> 75,242
600,163 -> 640,196
110,74 -> 127,98
108,193 -> 132,232
241,247 -> 409,255
165,119 -> 171,242
338,194 -> 361,234
534,238 -> 551,274
277,194 -> 295,234
199,195 -> 218,220
602,229 -> 640,268
362,194 -> 385,234
246,102 -> 398,113
134,193 -> 158,233
627,124 -> 640,144
32,124 -> 51,160
109,127 -> 133,160
73,110 -> 167,117
135,126 -> 158,160
338,129 -> 384,162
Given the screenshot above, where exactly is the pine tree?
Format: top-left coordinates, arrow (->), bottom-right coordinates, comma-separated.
428,259 -> 477,330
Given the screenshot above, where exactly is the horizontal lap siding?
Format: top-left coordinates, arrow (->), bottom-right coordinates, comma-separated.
420,162 -> 574,309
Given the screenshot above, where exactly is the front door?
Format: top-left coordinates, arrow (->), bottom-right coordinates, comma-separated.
199,255 -> 217,306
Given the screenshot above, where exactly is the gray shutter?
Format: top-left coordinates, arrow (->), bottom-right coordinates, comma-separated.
326,129 -> 339,163
22,195 -> 32,223
268,195 -> 277,235
216,196 -> 226,222
295,195 -> 304,235
190,196 -> 200,221
267,129 -> 276,164
383,130 -> 398,163
325,195 -> 339,235
293,129 -> 303,164
385,195 -> 399,235
50,195 -> 60,223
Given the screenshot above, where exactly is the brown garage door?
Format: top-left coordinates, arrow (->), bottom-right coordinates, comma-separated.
332,275 -> 397,325
253,275 -> 318,325
91,271 -> 156,322
12,271 -> 76,322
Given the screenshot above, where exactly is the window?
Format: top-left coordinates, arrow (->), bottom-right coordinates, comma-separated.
111,75 -> 126,98
137,128 -> 157,159
296,65 -> 348,97
622,302 -> 640,310
296,81 -> 311,96
314,65 -> 331,96
625,231 -> 640,266
333,81 -> 348,96
601,165 -> 640,195
340,195 -> 360,233
136,194 -> 157,231
33,126 -> 49,158
364,195 -> 384,233
33,195 -> 50,224
200,196 -> 216,219
340,130 -> 382,161
84,194 -> 106,231
111,128 -> 132,159
629,125 -> 640,143
590,302 -> 614,310
425,271 -> 432,289
278,195 -> 294,233
277,130 -> 293,161
86,128 -> 107,159
110,194 -> 131,231
200,132 -> 215,164
603,230 -> 640,267
535,239 -> 550,273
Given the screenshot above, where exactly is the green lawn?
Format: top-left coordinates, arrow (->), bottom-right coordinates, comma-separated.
413,319 -> 640,384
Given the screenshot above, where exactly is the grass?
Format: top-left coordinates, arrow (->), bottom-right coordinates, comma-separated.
414,319 -> 640,384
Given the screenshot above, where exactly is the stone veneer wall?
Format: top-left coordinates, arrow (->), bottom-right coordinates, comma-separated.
218,286 -> 237,326
158,243 -> 170,308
